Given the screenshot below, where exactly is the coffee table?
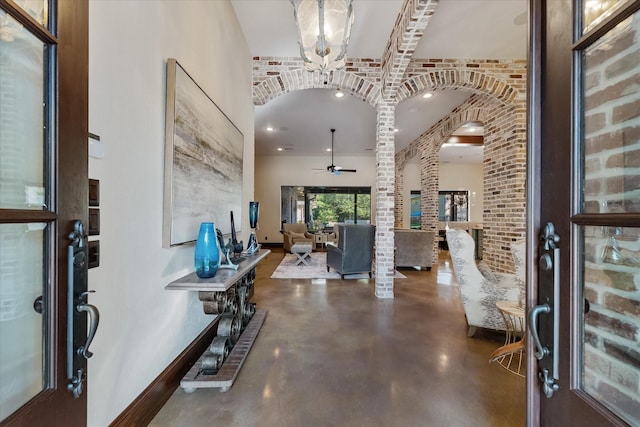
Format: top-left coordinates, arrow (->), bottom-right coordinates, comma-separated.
291,242 -> 313,266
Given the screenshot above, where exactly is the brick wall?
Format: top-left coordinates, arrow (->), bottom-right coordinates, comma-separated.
394,60 -> 528,271
581,13 -> 640,423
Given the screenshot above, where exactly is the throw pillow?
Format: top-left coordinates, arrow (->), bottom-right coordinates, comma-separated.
290,232 -> 307,240
477,261 -> 497,282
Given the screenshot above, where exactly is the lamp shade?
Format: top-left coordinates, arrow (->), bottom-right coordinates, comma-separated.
291,0 -> 354,72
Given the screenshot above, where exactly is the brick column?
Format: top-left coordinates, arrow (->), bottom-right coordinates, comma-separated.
375,102 -> 396,298
420,144 -> 440,262
394,164 -> 404,229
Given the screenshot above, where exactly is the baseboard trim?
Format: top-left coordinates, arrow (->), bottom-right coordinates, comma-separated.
109,319 -> 218,427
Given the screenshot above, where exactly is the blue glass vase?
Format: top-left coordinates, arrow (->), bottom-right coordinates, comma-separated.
194,222 -> 219,278
249,201 -> 259,228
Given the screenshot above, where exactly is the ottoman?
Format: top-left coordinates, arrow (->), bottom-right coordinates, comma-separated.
291,242 -> 313,266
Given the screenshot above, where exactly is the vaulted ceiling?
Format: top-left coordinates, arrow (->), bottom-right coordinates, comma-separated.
230,0 -> 528,163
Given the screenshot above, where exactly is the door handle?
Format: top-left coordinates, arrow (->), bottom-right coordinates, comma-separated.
77,291 -> 99,359
533,222 -> 561,399
528,303 -> 551,359
67,220 -> 100,398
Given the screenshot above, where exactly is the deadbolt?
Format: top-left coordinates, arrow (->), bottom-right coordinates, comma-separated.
33,295 -> 44,314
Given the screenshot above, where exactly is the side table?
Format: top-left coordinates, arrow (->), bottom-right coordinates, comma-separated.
314,232 -> 328,250
491,300 -> 526,377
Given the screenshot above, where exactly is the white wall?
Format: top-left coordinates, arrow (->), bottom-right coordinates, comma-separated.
255,155 -> 377,243
87,1 -> 253,425
402,156 -> 484,226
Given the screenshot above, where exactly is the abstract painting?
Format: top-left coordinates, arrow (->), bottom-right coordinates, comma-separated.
163,59 -> 243,247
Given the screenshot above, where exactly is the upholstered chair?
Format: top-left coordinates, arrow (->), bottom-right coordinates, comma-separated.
282,223 -> 314,252
327,224 -> 376,279
446,229 -> 521,337
510,240 -> 526,307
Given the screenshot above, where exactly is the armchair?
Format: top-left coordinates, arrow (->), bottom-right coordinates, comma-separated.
327,224 -> 376,279
446,229 -> 522,337
282,223 -> 314,252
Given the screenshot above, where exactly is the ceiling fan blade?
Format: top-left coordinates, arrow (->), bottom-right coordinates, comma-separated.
333,165 -> 356,173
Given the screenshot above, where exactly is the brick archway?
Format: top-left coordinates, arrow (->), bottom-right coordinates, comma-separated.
397,68 -> 521,106
396,90 -> 526,272
252,68 -> 381,107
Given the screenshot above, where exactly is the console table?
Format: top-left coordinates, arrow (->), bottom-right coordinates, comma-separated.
166,249 -> 270,392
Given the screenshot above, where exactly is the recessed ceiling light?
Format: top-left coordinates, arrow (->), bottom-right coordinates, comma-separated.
422,92 -> 433,99
335,90 -> 344,98
266,127 -> 274,131
326,148 -> 332,152
394,128 -> 399,132
277,147 -> 283,151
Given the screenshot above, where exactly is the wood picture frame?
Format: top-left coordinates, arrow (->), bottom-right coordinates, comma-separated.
163,59 -> 244,247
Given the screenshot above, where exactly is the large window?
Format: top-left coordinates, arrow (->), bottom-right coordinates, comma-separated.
438,190 -> 469,222
281,186 -> 371,231
410,191 -> 421,229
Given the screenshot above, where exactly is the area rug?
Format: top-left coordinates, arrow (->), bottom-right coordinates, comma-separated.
270,252 -> 406,280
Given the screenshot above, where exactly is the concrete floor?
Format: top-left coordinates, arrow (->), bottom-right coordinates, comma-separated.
150,249 -> 525,426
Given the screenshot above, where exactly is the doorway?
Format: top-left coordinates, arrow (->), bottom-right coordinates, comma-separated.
0,0 -> 89,425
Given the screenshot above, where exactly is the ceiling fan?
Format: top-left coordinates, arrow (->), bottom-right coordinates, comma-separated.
324,128 -> 356,174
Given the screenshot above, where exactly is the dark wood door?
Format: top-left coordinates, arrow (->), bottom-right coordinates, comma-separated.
529,0 -> 640,425
0,0 -> 88,425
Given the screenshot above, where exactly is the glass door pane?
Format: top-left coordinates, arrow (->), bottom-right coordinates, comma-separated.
0,223 -> 47,421
0,9 -> 47,210
582,9 -> 640,214
577,5 -> 640,425
0,4 -> 52,422
583,0 -> 624,31
11,0 -> 49,26
580,226 -> 640,426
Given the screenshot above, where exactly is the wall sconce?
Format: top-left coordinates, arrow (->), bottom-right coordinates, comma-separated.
291,0 -> 354,72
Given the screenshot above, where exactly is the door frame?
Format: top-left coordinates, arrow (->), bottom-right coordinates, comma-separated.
0,0 -> 89,425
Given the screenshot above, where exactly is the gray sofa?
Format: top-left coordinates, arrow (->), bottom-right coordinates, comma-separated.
394,229 -> 434,270
327,224 -> 376,279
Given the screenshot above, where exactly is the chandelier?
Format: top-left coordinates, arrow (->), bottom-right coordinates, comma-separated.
290,0 -> 354,72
